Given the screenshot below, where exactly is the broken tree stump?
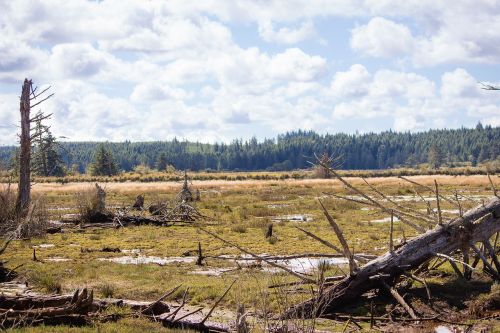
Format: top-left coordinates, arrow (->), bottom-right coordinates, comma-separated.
132,194 -> 145,210
265,223 -> 273,238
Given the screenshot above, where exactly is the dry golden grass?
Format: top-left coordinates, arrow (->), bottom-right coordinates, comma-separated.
25,174 -> 497,195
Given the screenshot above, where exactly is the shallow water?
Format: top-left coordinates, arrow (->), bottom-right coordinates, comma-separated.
271,214 -> 313,222
369,216 -> 400,223
34,243 -> 55,248
97,256 -> 196,265
263,257 -> 348,273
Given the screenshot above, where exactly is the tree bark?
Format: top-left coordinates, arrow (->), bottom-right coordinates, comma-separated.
15,79 -> 32,217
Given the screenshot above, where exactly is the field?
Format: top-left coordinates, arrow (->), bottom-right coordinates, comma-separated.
1,174 -> 499,332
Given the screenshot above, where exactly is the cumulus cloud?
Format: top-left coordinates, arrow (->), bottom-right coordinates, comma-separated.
0,0 -> 499,144
330,65 -> 500,132
331,64 -> 371,98
258,20 -> 316,44
269,48 -> 327,81
350,17 -> 414,58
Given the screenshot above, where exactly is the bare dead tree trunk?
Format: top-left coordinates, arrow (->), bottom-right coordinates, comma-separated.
15,79 -> 32,217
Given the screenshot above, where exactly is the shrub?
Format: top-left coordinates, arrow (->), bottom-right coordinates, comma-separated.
267,235 -> 278,244
0,184 -> 48,239
98,283 -> 116,298
75,184 -> 106,222
231,224 -> 247,233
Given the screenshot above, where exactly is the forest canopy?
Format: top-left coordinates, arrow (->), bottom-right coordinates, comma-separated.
0,125 -> 498,173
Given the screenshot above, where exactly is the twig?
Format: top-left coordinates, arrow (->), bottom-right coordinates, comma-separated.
470,244 -> 499,280
380,280 -> 418,319
141,285 -> 181,315
318,199 -> 357,275
199,227 -> 315,283
200,279 -> 237,324
171,307 -> 203,323
434,253 -> 475,271
398,176 -> 458,207
483,240 -> 500,274
434,180 -> 443,226
294,226 -> 371,263
390,210 -> 394,253
314,159 -> 425,233
488,173 -> 498,197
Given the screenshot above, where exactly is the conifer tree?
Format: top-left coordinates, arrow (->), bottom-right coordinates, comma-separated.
89,144 -> 118,176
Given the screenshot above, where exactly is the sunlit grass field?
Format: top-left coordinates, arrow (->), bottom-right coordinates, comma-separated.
2,173 -> 498,332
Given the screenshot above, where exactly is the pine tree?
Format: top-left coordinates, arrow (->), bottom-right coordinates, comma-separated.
90,144 -> 118,176
427,145 -> 443,169
156,152 -> 167,171
31,115 -> 65,177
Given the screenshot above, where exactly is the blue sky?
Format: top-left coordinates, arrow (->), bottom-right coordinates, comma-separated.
0,0 -> 499,145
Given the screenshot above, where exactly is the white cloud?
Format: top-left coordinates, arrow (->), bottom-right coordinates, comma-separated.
130,83 -> 190,102
0,0 -> 499,144
350,17 -> 414,58
331,64 -> 371,98
269,48 -> 327,82
258,20 -> 316,44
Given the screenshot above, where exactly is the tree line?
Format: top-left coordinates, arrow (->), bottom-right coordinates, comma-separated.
0,124 -> 498,175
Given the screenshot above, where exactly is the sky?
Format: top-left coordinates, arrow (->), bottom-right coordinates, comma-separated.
1,0 -> 500,145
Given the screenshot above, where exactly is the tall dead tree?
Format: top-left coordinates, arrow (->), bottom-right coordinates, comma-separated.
15,79 -> 53,217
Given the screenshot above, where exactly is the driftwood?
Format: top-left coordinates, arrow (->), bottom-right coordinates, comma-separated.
0,286 -> 232,332
283,158 -> 500,318
0,289 -> 93,328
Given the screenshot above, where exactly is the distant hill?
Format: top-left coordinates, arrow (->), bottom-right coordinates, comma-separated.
0,126 -> 499,172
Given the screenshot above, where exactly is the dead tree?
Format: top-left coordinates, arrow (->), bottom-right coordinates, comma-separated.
283,158 -> 500,319
314,152 -> 342,179
179,170 -> 193,202
15,79 -> 53,217
132,194 -> 145,210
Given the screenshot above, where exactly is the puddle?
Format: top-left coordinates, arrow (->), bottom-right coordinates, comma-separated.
224,254 -> 348,273
34,243 -> 55,248
271,214 -> 313,222
419,209 -> 460,214
191,268 -> 235,276
263,257 -> 348,273
122,249 -> 141,254
369,216 -> 400,223
267,204 -> 290,209
97,256 -> 196,265
45,257 -> 72,262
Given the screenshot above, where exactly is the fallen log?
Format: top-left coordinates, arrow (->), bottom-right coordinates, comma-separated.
284,196 -> 500,318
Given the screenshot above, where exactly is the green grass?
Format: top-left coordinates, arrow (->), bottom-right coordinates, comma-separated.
1,175 -> 498,331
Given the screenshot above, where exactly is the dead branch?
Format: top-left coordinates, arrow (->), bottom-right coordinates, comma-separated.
318,199 -> 357,275
199,227 -> 315,284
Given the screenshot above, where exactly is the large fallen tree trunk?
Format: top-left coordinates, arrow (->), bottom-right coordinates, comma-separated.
284,196 -> 500,318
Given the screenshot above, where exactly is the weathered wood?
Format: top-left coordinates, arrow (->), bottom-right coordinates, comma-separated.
318,199 -> 357,275
284,197 -> 500,318
15,79 -> 32,216
132,194 -> 145,210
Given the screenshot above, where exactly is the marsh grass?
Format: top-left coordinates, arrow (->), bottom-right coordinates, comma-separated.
75,184 -> 106,222
1,174 -> 496,332
98,282 -> 116,298
0,184 -> 49,239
